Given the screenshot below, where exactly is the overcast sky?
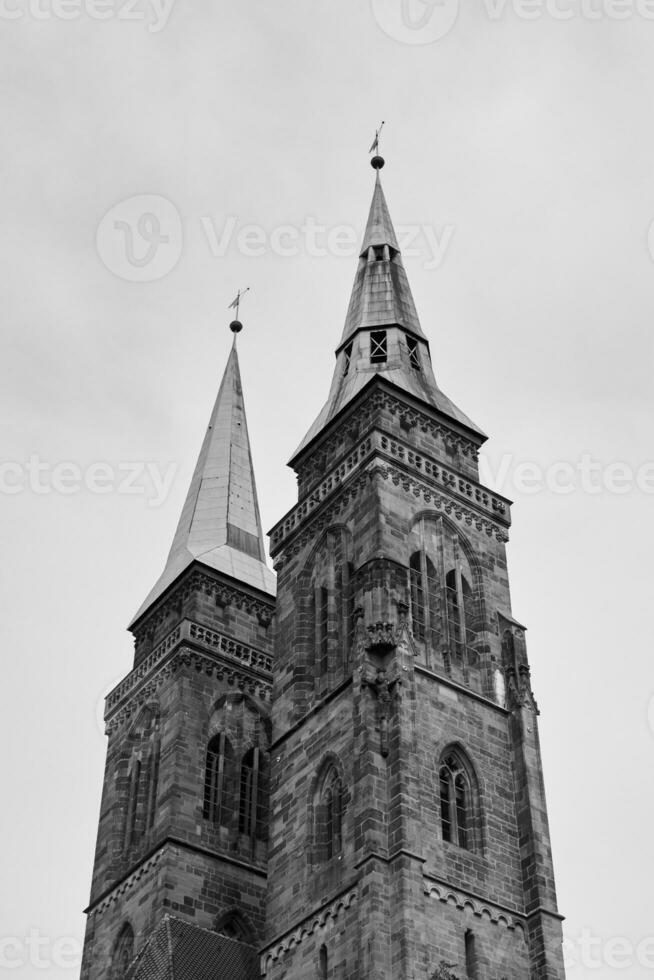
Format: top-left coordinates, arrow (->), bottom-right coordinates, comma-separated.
2,2 -> 653,978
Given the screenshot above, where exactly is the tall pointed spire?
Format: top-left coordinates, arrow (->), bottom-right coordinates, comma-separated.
291,157 -> 484,462
131,324 -> 275,625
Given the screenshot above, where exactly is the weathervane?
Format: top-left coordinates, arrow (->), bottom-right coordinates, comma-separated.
369,121 -> 386,170
228,287 -> 250,332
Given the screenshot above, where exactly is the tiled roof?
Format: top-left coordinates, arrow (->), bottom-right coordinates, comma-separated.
126,916 -> 260,980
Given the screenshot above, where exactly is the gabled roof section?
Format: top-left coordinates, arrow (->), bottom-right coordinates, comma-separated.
126,916 -> 260,980
292,166 -> 485,463
130,337 -> 275,626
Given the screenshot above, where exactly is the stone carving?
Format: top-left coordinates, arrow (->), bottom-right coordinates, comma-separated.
506,664 -> 538,714
361,664 -> 400,757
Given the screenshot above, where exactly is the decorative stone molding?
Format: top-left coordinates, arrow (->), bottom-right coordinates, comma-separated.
273,457 -> 509,569
423,881 -> 526,938
506,664 -> 539,714
378,465 -> 509,543
88,849 -> 164,917
363,621 -> 400,650
106,642 -> 272,734
107,621 -> 272,722
271,441 -> 374,554
260,887 -> 358,974
378,434 -> 509,523
273,438 -> 509,564
271,471 -> 372,566
132,568 -> 274,645
295,388 -> 480,497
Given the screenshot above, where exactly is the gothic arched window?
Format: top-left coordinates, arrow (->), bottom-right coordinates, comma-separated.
203,732 -> 235,826
439,751 -> 478,851
112,923 -> 134,978
215,910 -> 253,944
445,568 -> 475,662
409,550 -> 439,646
310,532 -> 355,685
238,746 -> 268,840
124,707 -> 159,850
314,764 -> 344,863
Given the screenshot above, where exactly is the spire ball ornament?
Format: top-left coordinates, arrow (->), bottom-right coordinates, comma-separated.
230,319 -> 243,333
371,155 -> 385,170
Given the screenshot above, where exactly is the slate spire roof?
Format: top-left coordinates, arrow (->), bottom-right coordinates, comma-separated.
131,334 -> 275,626
292,164 -> 485,461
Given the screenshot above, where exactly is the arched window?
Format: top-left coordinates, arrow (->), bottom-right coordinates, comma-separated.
215,910 -> 253,944
203,732 -> 235,826
238,746 -> 268,840
112,923 -> 134,978
310,532 -> 355,684
409,550 -> 439,646
445,568 -> 475,662
439,753 -> 472,849
315,764 -> 344,862
318,585 -> 329,676
124,707 -> 159,850
319,944 -> 328,979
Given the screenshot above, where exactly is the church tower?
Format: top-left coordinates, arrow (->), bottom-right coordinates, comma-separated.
262,156 -> 566,980
81,324 -> 275,979
81,153 -> 566,980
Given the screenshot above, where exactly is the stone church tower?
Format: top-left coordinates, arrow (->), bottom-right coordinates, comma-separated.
81,157 -> 566,980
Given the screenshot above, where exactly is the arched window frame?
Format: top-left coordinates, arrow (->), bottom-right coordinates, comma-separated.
438,747 -> 482,854
111,923 -> 135,979
306,529 -> 355,690
311,758 -> 346,865
123,705 -> 160,851
214,909 -> 254,944
238,745 -> 269,841
409,549 -> 439,649
445,567 -> 476,668
203,731 -> 235,827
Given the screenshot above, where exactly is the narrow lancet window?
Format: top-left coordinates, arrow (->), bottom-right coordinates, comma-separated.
440,754 -> 471,849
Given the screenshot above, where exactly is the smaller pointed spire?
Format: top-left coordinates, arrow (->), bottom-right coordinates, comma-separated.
291,158 -> 485,462
130,321 -> 274,625
360,171 -> 399,255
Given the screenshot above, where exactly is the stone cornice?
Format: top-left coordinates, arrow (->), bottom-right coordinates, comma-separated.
271,454 -> 509,567
131,566 -> 275,645
293,386 -> 481,496
105,626 -> 273,733
86,848 -> 164,917
423,877 -> 526,935
260,882 -> 359,974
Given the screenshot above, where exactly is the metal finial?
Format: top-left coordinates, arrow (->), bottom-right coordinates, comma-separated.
227,287 -> 250,330
369,121 -> 385,170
